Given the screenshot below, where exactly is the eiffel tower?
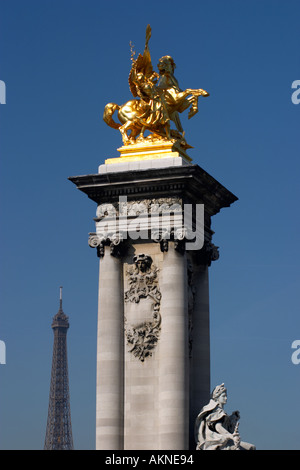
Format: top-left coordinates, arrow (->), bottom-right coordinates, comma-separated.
44,287 -> 74,450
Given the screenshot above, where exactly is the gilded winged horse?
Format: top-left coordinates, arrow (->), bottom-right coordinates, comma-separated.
103,25 -> 209,145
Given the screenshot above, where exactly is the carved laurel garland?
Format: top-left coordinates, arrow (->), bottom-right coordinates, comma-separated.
124,254 -> 161,362
95,197 -> 182,220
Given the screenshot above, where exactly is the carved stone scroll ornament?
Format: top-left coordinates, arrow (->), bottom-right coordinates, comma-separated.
88,232 -> 126,258
152,227 -> 187,253
124,254 -> 161,362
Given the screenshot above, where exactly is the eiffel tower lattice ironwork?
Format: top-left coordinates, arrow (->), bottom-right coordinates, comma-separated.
44,287 -> 74,450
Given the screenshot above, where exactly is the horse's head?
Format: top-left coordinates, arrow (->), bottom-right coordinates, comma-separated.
201,89 -> 209,97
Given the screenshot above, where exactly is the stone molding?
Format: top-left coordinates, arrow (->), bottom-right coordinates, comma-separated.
69,165 -> 238,219
88,231 -> 219,266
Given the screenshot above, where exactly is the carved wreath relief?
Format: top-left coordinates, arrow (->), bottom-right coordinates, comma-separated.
124,254 -> 161,362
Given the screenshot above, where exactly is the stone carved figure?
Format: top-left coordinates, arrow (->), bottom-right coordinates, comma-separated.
103,25 -> 209,147
195,383 -> 256,450
124,254 -> 161,362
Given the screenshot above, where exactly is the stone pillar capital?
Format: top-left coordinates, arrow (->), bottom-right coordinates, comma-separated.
88,232 -> 127,258
196,240 -> 219,266
152,228 -> 188,254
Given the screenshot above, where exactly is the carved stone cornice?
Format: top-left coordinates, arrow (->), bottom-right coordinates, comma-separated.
94,197 -> 182,220
88,232 -> 127,258
69,164 -> 238,218
70,166 -> 237,260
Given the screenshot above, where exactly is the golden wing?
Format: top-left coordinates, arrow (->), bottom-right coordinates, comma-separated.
128,24 -> 154,98
143,24 -> 153,77
128,53 -> 145,97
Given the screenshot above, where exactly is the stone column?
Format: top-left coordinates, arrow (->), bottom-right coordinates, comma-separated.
159,241 -> 189,449
96,244 -> 124,450
189,263 -> 211,449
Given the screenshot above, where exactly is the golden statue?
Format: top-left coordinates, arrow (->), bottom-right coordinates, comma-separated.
103,25 -> 209,151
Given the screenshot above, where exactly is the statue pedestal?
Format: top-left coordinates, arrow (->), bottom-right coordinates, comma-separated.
69,152 -> 237,450
105,140 -> 192,164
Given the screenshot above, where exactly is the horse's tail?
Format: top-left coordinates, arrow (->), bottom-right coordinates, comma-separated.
103,103 -> 121,129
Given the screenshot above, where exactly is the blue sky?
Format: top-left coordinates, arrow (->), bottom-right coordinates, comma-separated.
0,0 -> 299,450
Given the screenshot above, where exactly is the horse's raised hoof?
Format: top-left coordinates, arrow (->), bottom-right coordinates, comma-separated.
188,107 -> 198,119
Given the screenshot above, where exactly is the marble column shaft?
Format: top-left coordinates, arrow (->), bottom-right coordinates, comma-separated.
189,263 -> 210,448
159,242 -> 189,449
96,245 -> 124,450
